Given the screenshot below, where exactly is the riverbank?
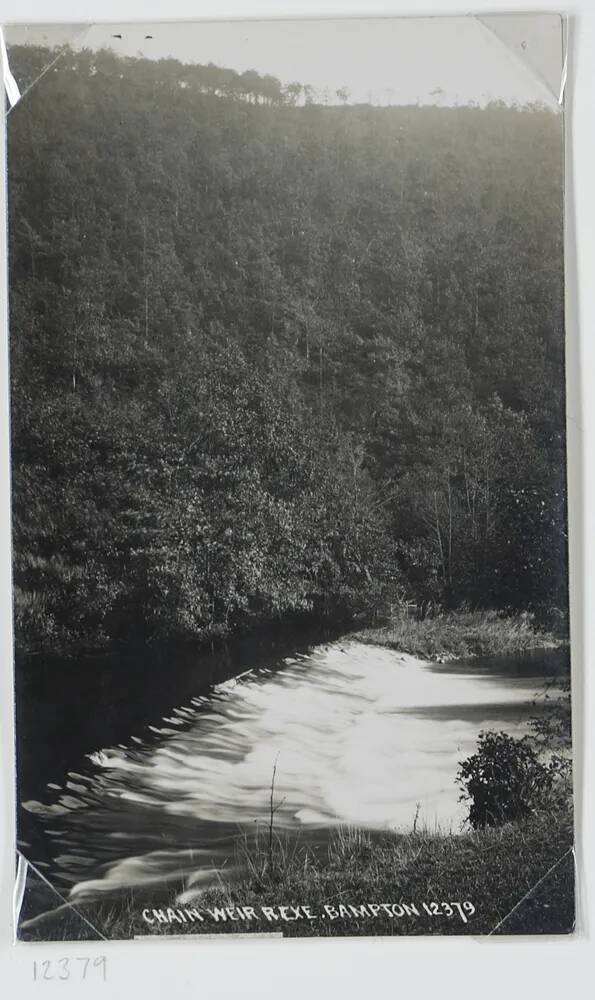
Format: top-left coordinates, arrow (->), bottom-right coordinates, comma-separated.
15,601 -> 566,667
19,807 -> 574,940
349,609 -> 567,662
13,598 -> 352,660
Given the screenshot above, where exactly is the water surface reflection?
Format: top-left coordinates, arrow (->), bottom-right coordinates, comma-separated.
21,641 -> 567,904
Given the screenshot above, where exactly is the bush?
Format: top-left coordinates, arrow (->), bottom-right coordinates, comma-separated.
456,731 -> 553,829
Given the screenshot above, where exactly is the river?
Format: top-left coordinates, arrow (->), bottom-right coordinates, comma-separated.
16,635 -> 567,915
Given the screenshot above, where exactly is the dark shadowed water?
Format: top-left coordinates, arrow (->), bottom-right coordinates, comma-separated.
16,636 -> 568,912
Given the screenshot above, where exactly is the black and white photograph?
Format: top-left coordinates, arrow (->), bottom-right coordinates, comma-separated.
4,13 -> 574,941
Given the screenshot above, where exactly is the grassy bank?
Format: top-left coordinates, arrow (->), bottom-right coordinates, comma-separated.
349,609 -> 566,662
198,810 -> 575,937
20,808 -> 574,941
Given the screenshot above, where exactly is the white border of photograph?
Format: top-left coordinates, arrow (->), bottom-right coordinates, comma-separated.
0,0 -> 592,996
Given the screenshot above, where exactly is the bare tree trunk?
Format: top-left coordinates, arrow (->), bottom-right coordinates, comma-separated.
446,470 -> 453,587
473,282 -> 479,335
484,460 -> 491,558
72,327 -> 77,393
143,219 -> 149,347
319,341 -> 324,418
434,491 -> 447,586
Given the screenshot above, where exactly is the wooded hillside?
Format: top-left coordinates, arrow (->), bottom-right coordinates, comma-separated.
7,46 -> 568,652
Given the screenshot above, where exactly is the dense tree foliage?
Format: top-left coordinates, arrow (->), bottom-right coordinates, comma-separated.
7,46 -> 568,653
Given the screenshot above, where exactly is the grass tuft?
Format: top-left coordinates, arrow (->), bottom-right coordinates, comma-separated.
349,609 -> 564,661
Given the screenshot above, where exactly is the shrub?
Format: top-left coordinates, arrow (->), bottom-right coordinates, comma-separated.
456,730 -> 553,829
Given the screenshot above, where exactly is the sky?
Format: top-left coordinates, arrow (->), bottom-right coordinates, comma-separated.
6,14 -> 564,109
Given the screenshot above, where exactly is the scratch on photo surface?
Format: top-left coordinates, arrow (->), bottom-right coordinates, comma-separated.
487,846 -> 574,935
134,932 -> 284,940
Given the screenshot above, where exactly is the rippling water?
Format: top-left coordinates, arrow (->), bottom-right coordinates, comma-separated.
20,640 -> 565,907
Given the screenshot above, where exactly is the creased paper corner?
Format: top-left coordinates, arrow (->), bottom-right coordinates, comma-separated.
0,26 -> 21,108
476,13 -> 567,108
1,23 -> 94,112
14,850 -> 107,941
